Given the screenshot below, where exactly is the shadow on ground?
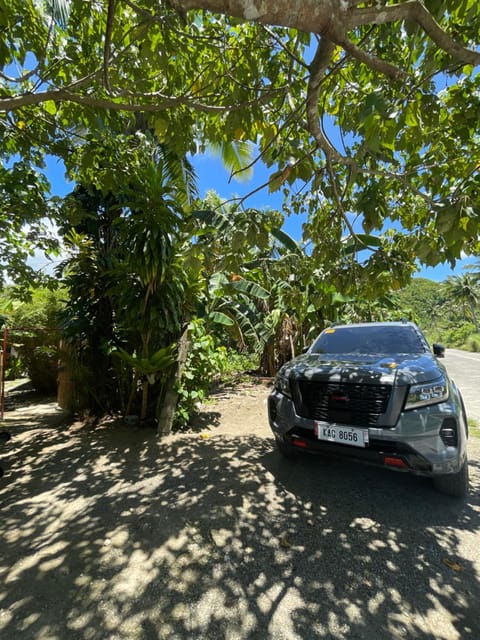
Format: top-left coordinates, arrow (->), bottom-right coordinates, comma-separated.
1,398 -> 479,640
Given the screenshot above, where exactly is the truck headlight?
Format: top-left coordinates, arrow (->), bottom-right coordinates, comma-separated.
405,377 -> 449,409
275,373 -> 292,398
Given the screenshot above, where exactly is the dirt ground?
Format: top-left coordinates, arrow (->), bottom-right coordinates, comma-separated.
1,380 -> 479,640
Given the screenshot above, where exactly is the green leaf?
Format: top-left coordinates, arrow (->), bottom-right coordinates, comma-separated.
342,234 -> 383,255
208,311 -> 234,326
365,124 -> 381,153
210,140 -> 254,179
44,101 -> 57,115
271,227 -> 301,254
405,104 -> 419,127
381,121 -> 396,151
154,118 -> 169,139
331,292 -> 354,304
231,279 -> 270,299
268,170 -> 285,193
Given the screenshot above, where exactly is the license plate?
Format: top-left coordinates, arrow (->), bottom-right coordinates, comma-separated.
315,422 -> 369,448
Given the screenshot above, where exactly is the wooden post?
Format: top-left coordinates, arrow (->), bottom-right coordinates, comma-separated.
156,327 -> 190,437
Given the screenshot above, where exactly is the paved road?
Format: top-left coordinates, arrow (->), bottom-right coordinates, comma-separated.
443,349 -> 480,421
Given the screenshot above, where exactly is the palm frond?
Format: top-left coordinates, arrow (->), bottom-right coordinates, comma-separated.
210,141 -> 254,180
46,0 -> 71,26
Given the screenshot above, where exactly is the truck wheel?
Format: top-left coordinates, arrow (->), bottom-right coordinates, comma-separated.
276,438 -> 296,459
433,459 -> 469,498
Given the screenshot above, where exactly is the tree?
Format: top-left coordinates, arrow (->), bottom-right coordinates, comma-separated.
192,194 -> 408,375
394,278 -> 444,328
463,258 -> 480,284
57,132 -> 202,421
0,286 -> 65,391
442,273 -> 480,331
1,0 -> 480,291
0,161 -> 61,293
186,195 -> 291,373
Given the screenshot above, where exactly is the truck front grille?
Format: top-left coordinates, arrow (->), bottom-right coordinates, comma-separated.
295,380 -> 392,427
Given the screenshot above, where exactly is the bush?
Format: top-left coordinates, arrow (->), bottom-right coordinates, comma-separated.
465,334 -> 480,352
173,319 -> 261,429
27,345 -> 59,393
443,323 -> 476,347
174,318 -> 230,429
4,352 -> 26,380
217,350 -> 259,380
2,288 -> 64,394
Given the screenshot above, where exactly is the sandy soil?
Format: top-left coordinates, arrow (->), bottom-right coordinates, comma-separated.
187,378 -> 273,437
1,380 -> 479,640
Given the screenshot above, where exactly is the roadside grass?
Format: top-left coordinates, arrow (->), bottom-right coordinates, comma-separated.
468,418 -> 480,439
463,333 -> 480,352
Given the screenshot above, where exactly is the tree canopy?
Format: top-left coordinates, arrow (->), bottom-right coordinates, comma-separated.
1,0 -> 480,289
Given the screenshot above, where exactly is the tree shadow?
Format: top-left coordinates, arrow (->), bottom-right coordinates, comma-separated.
185,410 -> 222,433
3,381 -> 53,410
0,404 -> 479,640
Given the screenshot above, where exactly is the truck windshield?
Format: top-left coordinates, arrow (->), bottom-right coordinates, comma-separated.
310,326 -> 426,355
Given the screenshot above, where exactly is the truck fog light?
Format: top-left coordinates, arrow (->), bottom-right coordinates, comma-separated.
440,417 -> 458,447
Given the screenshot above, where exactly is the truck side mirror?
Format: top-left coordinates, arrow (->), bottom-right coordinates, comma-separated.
433,343 -> 445,358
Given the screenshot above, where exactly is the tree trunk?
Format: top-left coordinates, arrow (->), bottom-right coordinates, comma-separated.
468,301 -> 479,332
140,379 -> 149,421
124,375 -> 139,418
57,341 -> 80,414
156,327 -> 190,437
259,339 -> 276,377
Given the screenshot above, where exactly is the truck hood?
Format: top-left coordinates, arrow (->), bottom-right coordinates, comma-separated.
278,352 -> 445,386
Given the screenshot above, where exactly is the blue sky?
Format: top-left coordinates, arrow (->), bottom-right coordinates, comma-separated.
44,152 -> 470,282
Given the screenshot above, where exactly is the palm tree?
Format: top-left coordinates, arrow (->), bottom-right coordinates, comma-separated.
443,274 -> 480,331
464,258 -> 480,284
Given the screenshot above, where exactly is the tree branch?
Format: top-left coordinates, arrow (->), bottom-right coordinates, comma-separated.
306,39 -> 352,164
170,0 -> 480,66
350,0 -> 480,66
0,89 -> 228,113
335,35 -> 408,81
103,0 -> 116,93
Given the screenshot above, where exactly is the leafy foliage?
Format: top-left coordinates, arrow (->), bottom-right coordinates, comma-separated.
174,318 -> 229,428
56,133 -> 201,416
393,278 -> 444,327
395,273 -> 480,348
0,162 -> 61,293
0,287 -> 65,390
442,273 -> 480,331
1,0 -> 480,295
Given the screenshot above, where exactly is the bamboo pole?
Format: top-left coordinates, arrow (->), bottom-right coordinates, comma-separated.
0,327 -> 7,420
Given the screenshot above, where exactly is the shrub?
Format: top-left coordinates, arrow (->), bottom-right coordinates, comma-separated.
465,334 -> 480,353
217,350 -> 259,380
4,350 -> 26,380
443,323 -> 476,347
174,318 -> 230,429
27,345 -> 59,393
2,288 -> 64,394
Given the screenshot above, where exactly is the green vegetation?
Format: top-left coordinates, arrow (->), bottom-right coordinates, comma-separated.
0,288 -> 65,392
1,2 -> 480,431
469,419 -> 480,439
395,274 -> 480,350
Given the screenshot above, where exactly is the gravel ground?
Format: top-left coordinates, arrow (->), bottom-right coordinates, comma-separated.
0,380 -> 479,640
